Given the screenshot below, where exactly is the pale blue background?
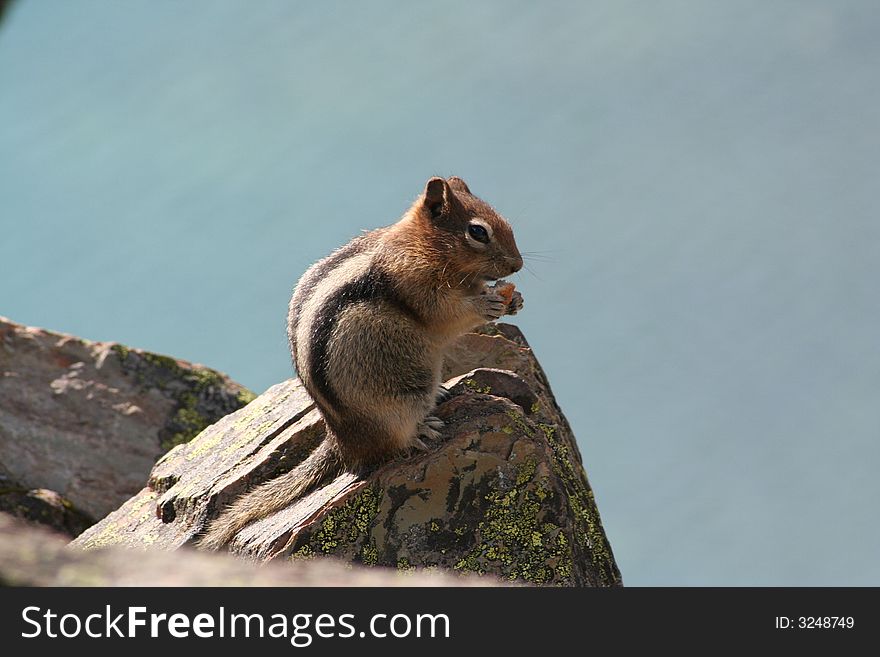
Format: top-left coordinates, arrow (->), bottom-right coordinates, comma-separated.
2,1 -> 878,585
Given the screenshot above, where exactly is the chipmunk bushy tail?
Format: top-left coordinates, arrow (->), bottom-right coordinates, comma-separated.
198,437 -> 342,550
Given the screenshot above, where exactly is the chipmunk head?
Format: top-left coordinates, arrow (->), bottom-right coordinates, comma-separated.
417,176 -> 523,284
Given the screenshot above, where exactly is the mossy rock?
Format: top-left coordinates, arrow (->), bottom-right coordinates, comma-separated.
271,395 -> 620,586
0,315 -> 254,522
74,324 -> 622,587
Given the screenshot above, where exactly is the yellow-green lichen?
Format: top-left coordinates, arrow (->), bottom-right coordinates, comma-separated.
360,540 -> 379,566
113,344 -> 255,453
538,422 -> 619,586
290,487 -> 383,560
396,556 -> 415,572
453,459 -> 573,585
463,378 -> 492,394
142,352 -> 182,373
77,522 -> 120,550
185,429 -> 224,460
162,393 -> 207,451
222,419 -> 276,454
237,389 -> 257,405
293,544 -> 315,559
188,367 -> 226,390
232,400 -> 270,429
167,386 -> 255,451
128,493 -> 153,514
505,409 -> 535,438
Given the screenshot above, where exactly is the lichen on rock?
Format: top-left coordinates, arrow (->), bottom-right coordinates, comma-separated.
73,323 -> 622,586
111,344 -> 256,451
276,394 -> 620,586
0,316 -> 254,524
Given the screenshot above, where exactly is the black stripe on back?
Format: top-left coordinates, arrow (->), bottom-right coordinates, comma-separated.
309,266 -> 421,409
289,235 -> 371,340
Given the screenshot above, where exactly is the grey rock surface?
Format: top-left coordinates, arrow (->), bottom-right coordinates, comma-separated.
0,316 -> 254,521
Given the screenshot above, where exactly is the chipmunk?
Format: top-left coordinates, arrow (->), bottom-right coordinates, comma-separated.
199,176 -> 523,549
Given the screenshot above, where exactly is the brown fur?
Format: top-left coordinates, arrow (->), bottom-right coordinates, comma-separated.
199,177 -> 523,550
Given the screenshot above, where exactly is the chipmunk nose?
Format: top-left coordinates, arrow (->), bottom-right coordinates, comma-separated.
509,254 -> 523,274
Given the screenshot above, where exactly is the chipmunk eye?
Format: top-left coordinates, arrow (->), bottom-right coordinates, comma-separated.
468,223 -> 490,244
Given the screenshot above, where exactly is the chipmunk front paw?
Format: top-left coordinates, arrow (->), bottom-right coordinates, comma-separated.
481,280 -> 523,318
475,289 -> 508,321
505,290 -> 524,315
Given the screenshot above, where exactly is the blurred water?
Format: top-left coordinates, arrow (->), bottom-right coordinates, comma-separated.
1,0 -> 878,585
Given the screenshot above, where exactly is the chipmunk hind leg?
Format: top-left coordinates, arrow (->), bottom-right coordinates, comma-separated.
337,393 -> 443,456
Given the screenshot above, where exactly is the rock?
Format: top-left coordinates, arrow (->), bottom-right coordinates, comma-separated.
0,477 -> 93,538
0,514 -> 493,586
74,323 -> 622,586
0,316 -> 255,522
445,368 -> 539,417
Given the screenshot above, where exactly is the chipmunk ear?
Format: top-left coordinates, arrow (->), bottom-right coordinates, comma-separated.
424,177 -> 450,220
447,176 -> 471,195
